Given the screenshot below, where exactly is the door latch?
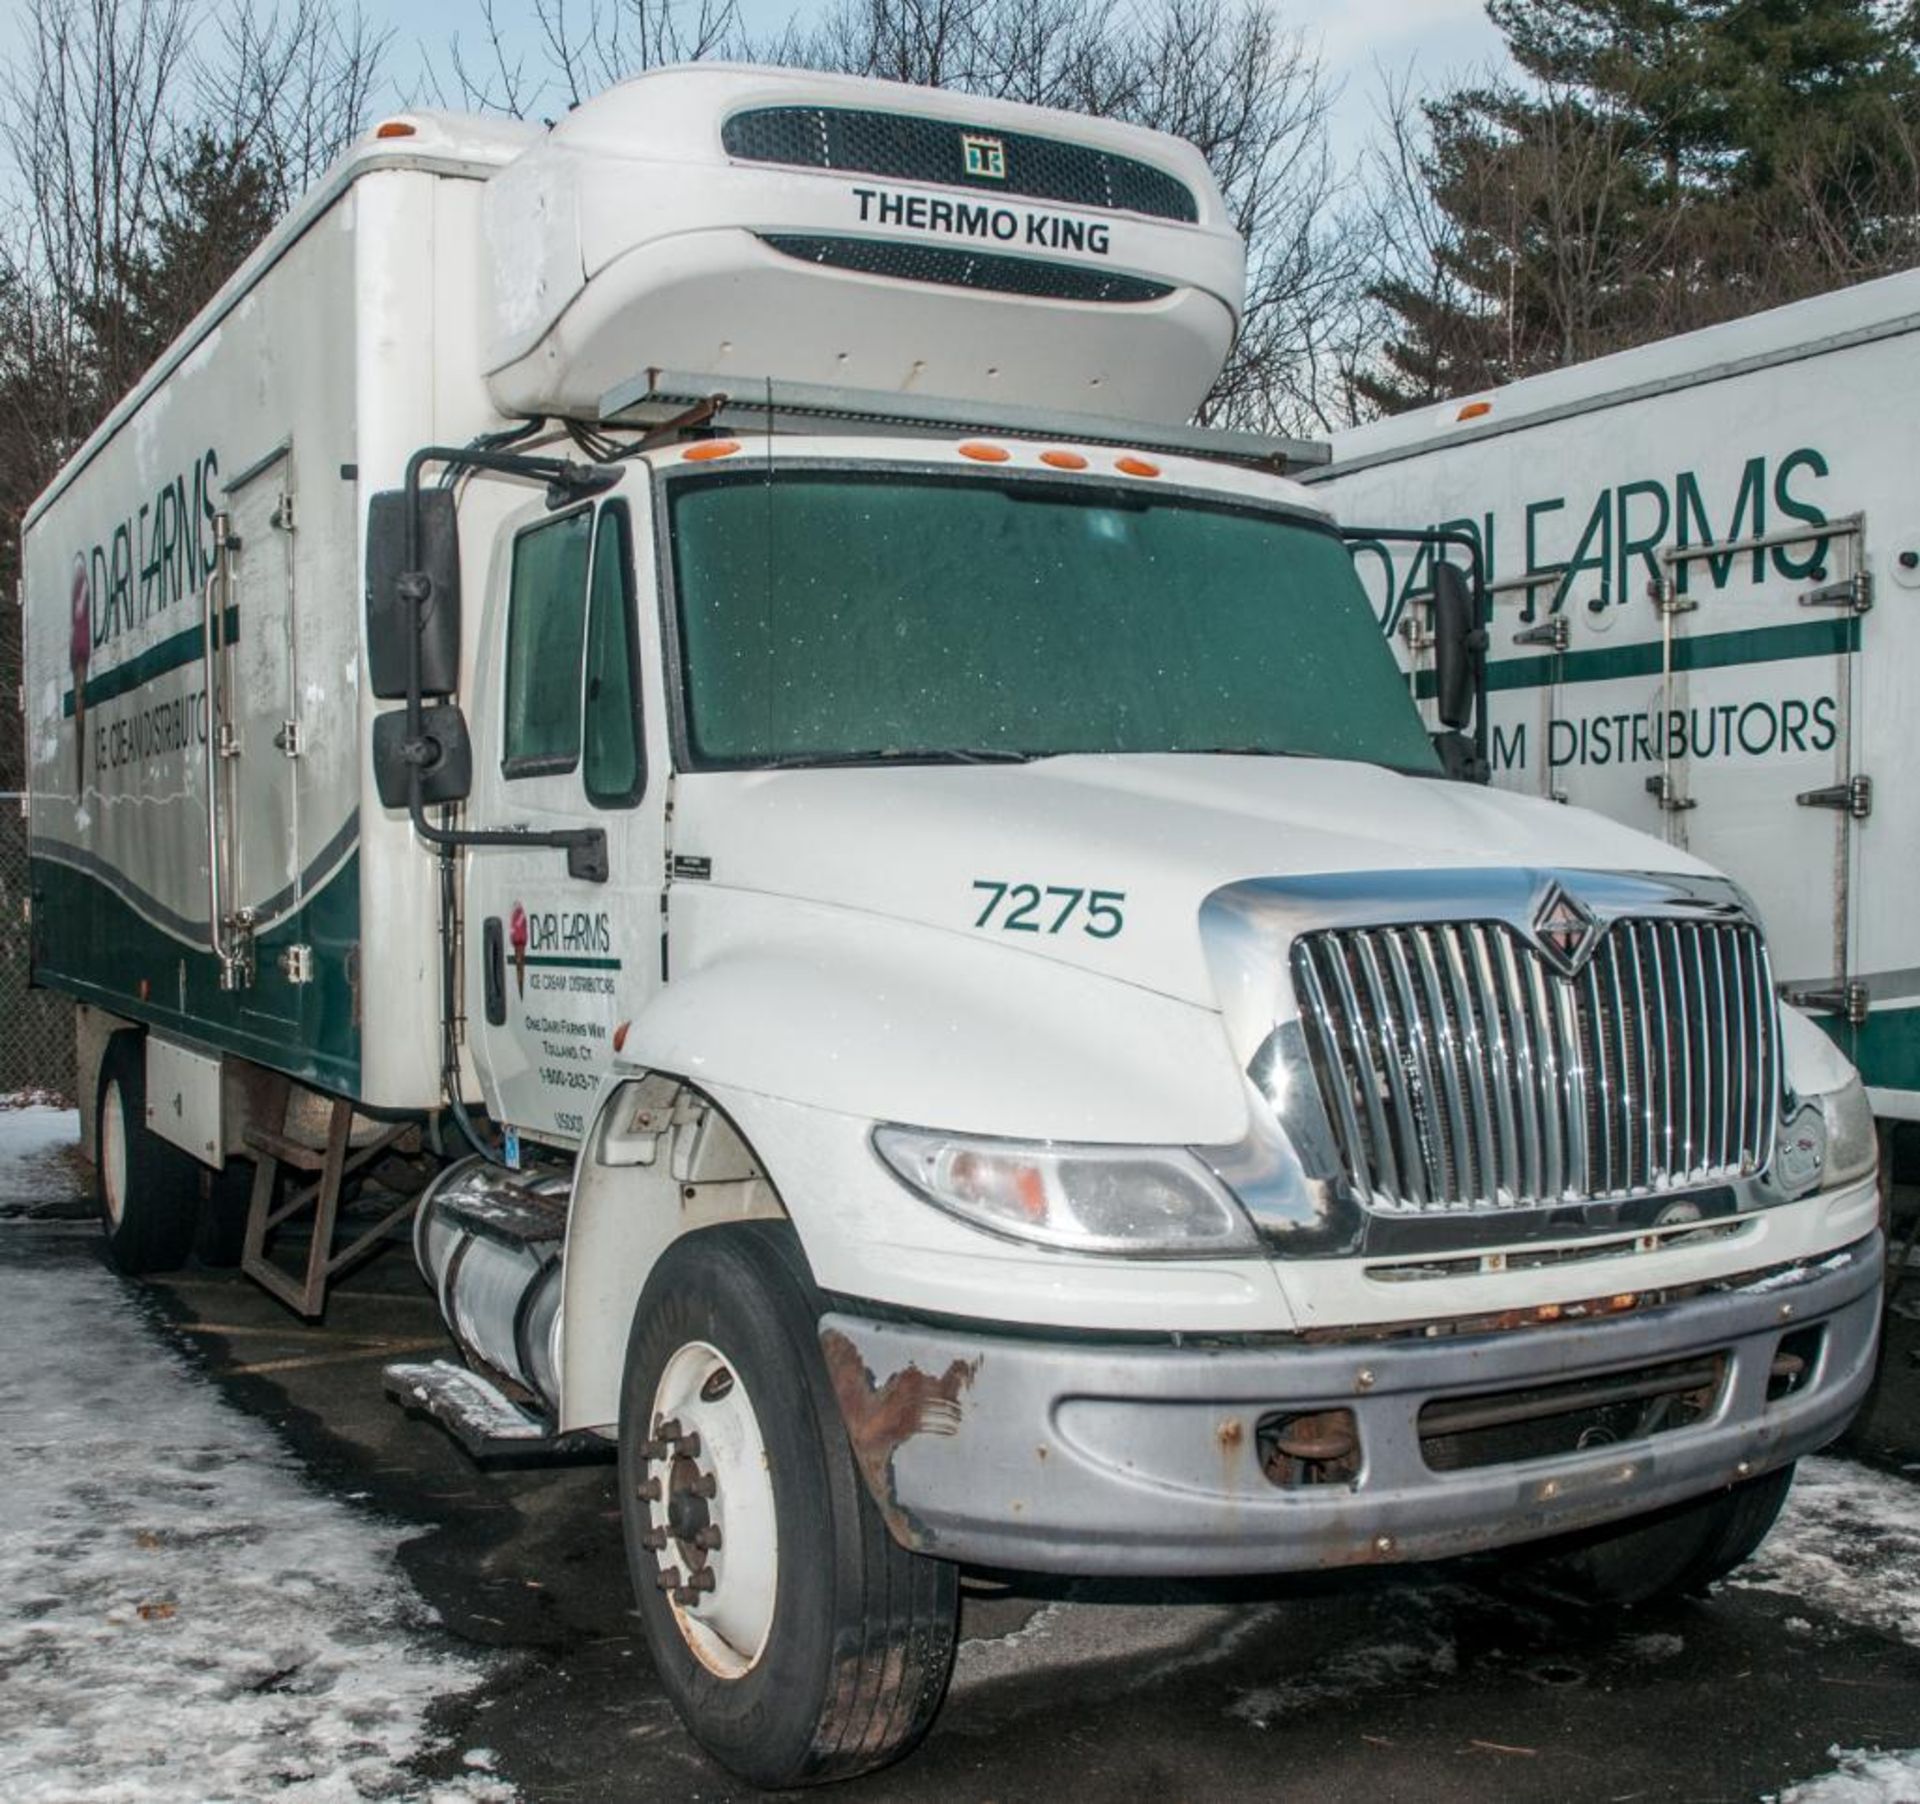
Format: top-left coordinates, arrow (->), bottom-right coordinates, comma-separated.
277,944 -> 314,985
272,720 -> 301,757
1798,571 -> 1872,613
1644,773 -> 1697,812
1512,616 -> 1570,650
1782,980 -> 1870,1027
1796,775 -> 1872,819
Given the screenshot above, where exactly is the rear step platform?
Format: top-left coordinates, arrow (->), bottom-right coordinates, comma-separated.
384,1359 -> 609,1463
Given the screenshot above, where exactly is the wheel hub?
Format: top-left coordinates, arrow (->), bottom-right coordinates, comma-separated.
638,1340 -> 779,1680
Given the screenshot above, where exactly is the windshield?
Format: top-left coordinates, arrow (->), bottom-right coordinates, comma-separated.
665,466 -> 1438,773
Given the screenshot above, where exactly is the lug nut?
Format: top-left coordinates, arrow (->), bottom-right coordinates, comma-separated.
693,1525 -> 723,1551
639,1527 -> 667,1551
678,1431 -> 704,1461
640,1441 -> 670,1461
656,1417 -> 684,1441
655,1567 -> 684,1591
692,1473 -> 717,1499
636,1477 -> 661,1501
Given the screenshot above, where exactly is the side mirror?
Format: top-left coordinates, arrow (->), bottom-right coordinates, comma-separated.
372,704 -> 472,808
1430,560 -> 1483,733
366,488 -> 461,699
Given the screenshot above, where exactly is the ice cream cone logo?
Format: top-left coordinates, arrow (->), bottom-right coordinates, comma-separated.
509,903 -> 529,998
68,556 -> 91,794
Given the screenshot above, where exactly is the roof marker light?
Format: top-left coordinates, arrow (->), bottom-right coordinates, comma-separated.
1040,450 -> 1088,470
959,442 -> 1011,463
1115,456 -> 1161,479
375,120 -> 418,139
683,440 -> 742,462
1457,400 -> 1492,421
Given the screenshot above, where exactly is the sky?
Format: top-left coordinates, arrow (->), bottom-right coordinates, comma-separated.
358,0 -> 1509,175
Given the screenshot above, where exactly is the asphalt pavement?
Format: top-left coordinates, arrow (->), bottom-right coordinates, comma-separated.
4,1115 -> 1918,1803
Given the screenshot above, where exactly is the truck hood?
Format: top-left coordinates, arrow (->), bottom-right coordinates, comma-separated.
673,754 -> 1719,1009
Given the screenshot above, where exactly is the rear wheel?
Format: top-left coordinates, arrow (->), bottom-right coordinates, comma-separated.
95,1031 -> 201,1275
618,1221 -> 958,1788
1516,1464 -> 1796,1605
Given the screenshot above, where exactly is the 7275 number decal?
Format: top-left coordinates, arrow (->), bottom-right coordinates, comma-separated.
971,881 -> 1125,939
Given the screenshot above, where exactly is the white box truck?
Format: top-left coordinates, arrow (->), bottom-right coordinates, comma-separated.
23,64 -> 1887,1788
1314,275 -> 1920,1136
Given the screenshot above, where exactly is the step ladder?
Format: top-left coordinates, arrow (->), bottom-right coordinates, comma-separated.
241,1078 -> 422,1317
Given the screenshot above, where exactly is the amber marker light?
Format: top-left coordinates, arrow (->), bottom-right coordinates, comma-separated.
958,442 -> 1011,462
375,120 -> 418,139
683,440 -> 742,462
1039,450 -> 1089,470
1457,400 -> 1492,421
1115,456 -> 1162,478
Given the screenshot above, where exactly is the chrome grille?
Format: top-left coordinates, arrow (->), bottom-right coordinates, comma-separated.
1290,918 -> 1780,1213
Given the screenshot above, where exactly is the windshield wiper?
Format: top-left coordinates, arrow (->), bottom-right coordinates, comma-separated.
1172,745 -> 1327,759
749,747 -> 1048,770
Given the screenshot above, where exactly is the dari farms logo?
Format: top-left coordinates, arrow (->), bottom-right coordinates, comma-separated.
961,132 -> 1007,180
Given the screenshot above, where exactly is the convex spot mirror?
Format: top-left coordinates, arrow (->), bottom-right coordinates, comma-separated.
1430,560 -> 1482,733
372,704 -> 473,809
366,488 -> 461,699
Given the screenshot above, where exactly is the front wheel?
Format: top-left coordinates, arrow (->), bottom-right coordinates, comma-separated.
618,1222 -> 958,1788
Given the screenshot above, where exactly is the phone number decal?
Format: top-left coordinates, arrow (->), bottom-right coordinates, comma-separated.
970,881 -> 1125,939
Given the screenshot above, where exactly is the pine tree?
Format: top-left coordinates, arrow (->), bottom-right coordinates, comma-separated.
1361,0 -> 1920,413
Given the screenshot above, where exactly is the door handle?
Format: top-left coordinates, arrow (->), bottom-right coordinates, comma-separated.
483,916 -> 507,1026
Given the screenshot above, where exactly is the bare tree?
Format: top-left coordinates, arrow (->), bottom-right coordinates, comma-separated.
429,0 -> 745,116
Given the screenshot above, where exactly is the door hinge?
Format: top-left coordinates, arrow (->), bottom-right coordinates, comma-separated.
270,492 -> 296,533
1796,775 -> 1872,819
1512,616 -> 1570,650
216,721 -> 241,759
1799,571 -> 1872,613
1782,980 -> 1870,1027
1644,773 -> 1697,812
272,719 -> 302,757
277,943 -> 314,985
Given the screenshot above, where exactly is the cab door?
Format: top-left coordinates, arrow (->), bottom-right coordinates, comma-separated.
463,493 -> 663,1147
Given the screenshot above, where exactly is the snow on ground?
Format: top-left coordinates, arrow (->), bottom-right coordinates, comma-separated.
1746,1457 -> 1920,1801
0,1104 -> 84,1215
1777,1747 -> 1920,1803
1736,1456 -> 1920,1646
0,1240 -> 511,1803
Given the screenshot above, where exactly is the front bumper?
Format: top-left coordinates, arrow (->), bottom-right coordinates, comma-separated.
819,1233 -> 1883,1575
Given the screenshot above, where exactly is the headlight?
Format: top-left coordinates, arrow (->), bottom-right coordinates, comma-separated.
872,1126 -> 1259,1256
1816,1073 -> 1877,1192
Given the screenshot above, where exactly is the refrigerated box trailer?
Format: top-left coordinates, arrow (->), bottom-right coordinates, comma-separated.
23,63 -> 1887,1789
1314,273 -> 1920,1133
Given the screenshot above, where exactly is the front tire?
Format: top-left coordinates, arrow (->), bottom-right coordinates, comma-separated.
1517,1463 -> 1796,1605
95,1031 -> 201,1275
618,1222 -> 958,1788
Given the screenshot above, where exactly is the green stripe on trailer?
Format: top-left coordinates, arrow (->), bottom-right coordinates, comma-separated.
1413,616 -> 1858,700
62,606 -> 239,718
1825,1004 -> 1920,1097
28,849 -> 362,1096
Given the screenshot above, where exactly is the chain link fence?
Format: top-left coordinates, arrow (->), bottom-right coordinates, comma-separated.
0,795 -> 76,1103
